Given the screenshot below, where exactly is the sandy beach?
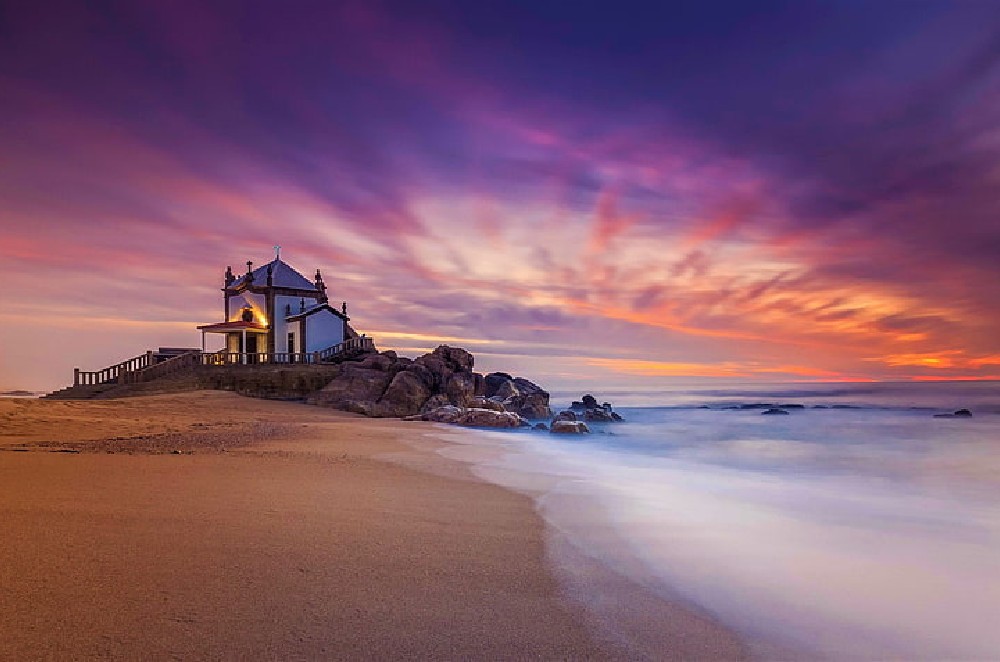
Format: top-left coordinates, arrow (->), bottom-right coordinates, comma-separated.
0,392 -> 746,660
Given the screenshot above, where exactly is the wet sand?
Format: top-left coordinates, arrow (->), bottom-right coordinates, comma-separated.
0,392 -> 746,660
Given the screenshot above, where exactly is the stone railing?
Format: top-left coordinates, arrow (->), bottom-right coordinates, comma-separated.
74,351 -> 154,386
121,350 -> 201,384
72,336 -> 376,386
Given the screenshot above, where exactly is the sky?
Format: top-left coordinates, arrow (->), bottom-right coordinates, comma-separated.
1,0 -> 999,392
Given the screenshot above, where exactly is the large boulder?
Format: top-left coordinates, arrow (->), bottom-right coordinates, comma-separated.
375,370 -> 433,417
306,364 -> 391,412
551,421 -> 590,434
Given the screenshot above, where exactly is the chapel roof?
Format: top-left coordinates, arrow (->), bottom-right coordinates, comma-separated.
285,301 -> 347,322
229,258 -> 318,291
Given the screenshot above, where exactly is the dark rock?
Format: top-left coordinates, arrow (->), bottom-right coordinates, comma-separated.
584,408 -> 615,422
934,409 -> 973,419
740,403 -> 773,410
831,404 -> 860,409
484,372 -> 513,398
565,394 -> 624,422
533,422 -> 548,431
551,420 -> 590,434
611,412 -> 624,421
779,404 -> 805,409
761,408 -> 789,416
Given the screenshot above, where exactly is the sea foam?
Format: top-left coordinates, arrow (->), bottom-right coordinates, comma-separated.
436,383 -> 1000,659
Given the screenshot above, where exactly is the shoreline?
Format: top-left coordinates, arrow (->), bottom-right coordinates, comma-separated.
0,392 -> 748,659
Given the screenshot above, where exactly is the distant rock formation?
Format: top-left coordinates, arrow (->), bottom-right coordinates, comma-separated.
933,408 -> 973,419
566,394 -> 624,422
307,345 -> 551,421
761,407 -> 790,415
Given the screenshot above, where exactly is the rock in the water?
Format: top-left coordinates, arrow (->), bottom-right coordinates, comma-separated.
584,408 -> 615,422
761,407 -> 789,415
482,372 -> 552,419
533,422 -> 548,430
550,420 -> 590,434
564,394 -> 625,422
934,408 -> 973,419
552,410 -> 577,423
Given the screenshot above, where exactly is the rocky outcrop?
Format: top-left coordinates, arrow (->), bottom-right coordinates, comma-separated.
308,345 -> 550,422
761,407 -> 789,415
483,373 -> 552,420
565,394 -> 624,423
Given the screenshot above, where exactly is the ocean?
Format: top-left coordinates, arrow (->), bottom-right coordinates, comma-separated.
433,381 -> 1000,660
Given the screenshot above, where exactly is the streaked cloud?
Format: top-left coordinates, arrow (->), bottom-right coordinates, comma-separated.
0,1 -> 997,390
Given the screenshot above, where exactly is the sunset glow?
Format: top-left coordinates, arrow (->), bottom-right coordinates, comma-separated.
1,1 -> 997,391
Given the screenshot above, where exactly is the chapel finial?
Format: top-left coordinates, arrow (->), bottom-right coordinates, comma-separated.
224,265 -> 234,286
342,301 -> 347,315
274,244 -> 281,260
245,261 -> 254,285
314,269 -> 328,303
